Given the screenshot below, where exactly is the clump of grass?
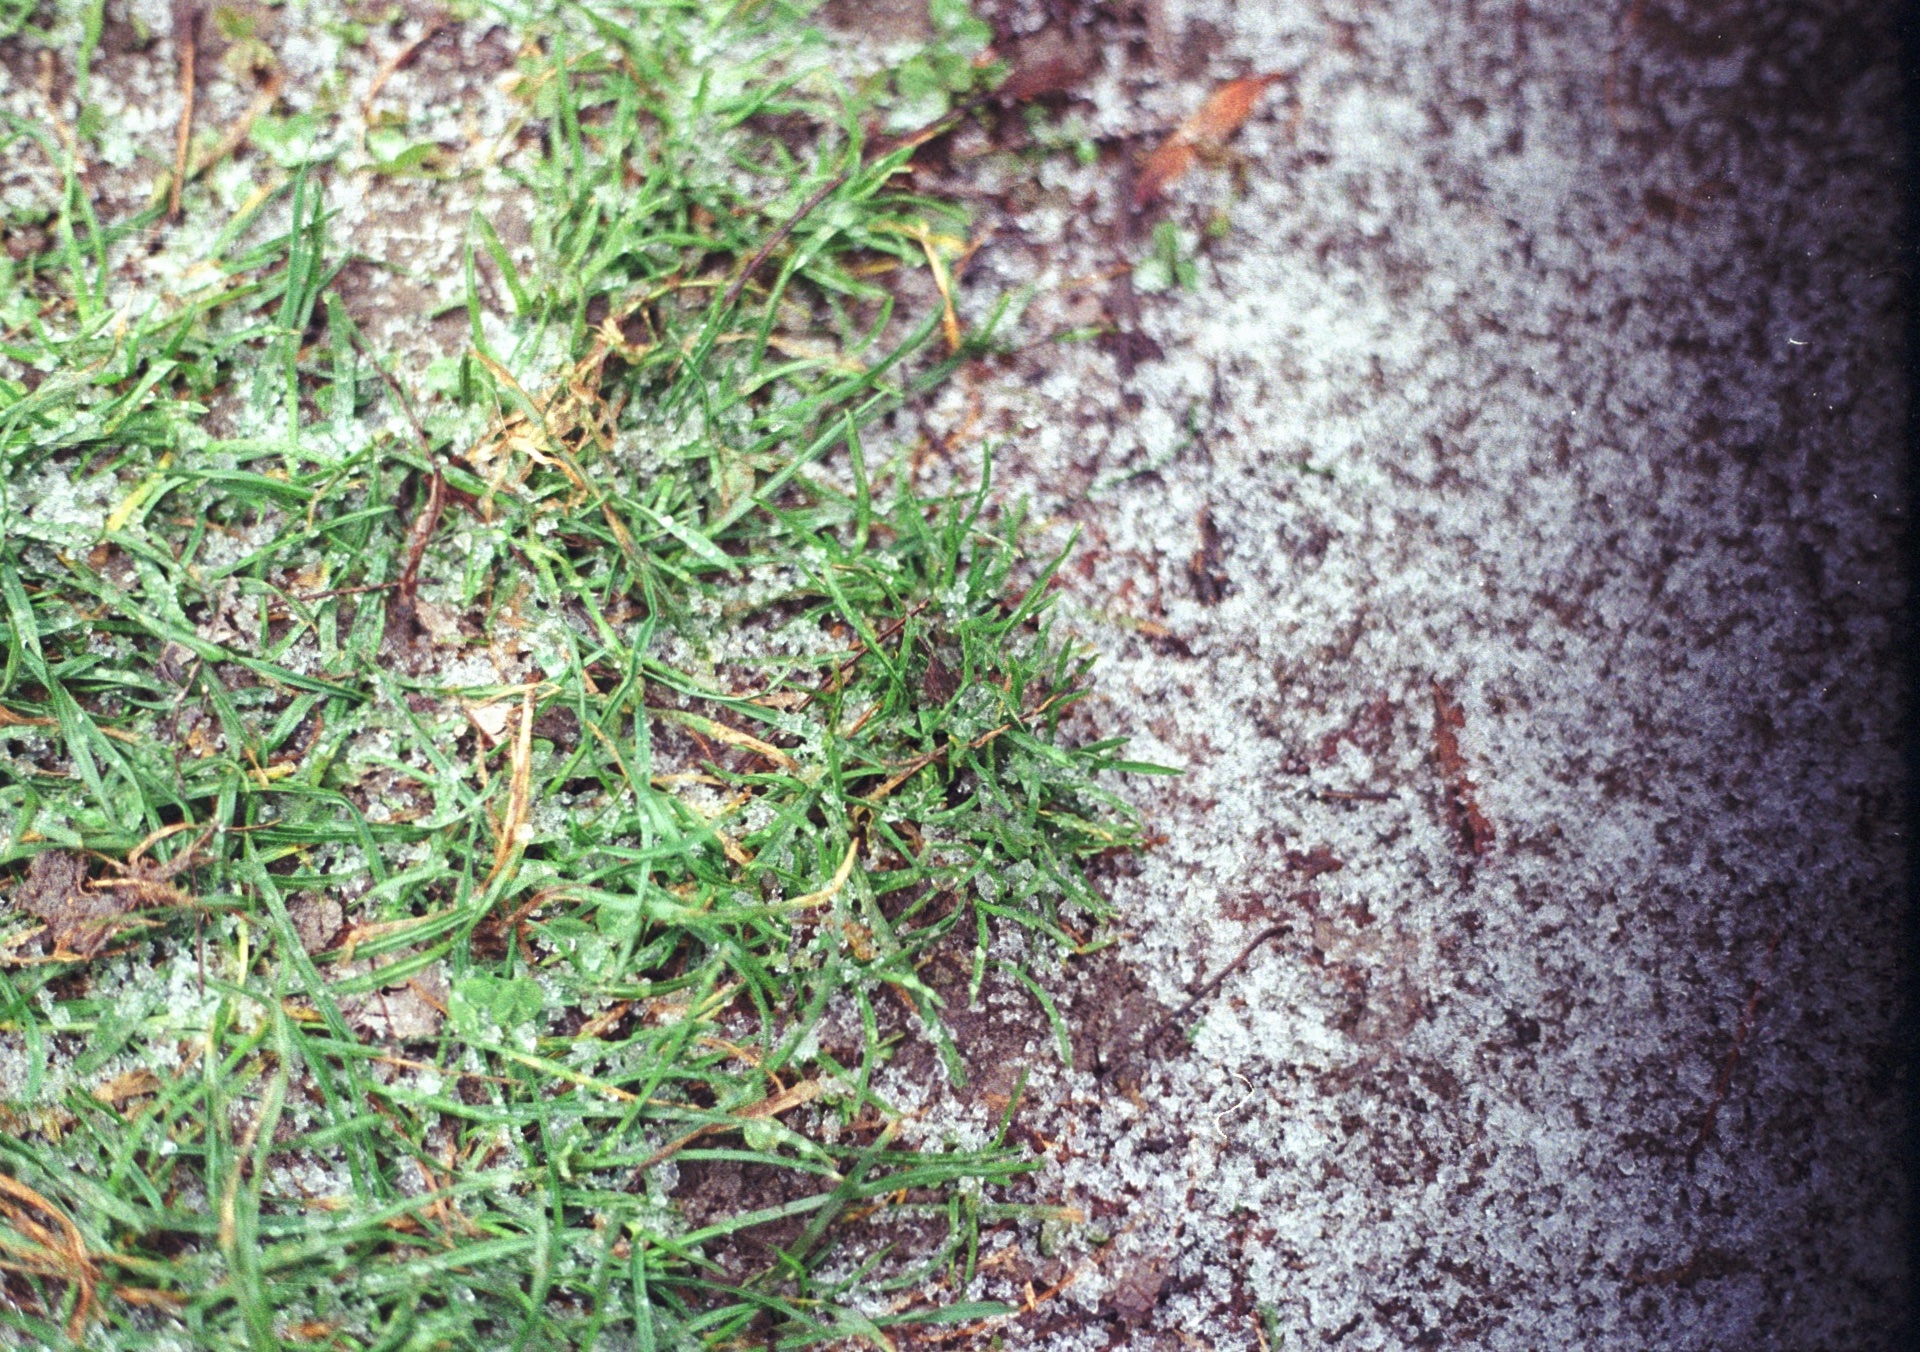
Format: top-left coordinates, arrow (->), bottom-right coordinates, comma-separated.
0,1 -> 1142,1347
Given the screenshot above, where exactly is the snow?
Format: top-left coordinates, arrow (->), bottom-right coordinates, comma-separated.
857,0 -> 1906,1344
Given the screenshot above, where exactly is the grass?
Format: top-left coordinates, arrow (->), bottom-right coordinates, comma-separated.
0,2 -> 1148,1347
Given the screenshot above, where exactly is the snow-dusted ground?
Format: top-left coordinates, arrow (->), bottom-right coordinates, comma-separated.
2,0 -> 1905,1346
879,0 -> 1906,1346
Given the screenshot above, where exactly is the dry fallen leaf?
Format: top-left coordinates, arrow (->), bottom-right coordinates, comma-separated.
411,599 -> 467,646
1134,74 -> 1285,208
92,1069 -> 161,1106
997,26 -> 1097,103
466,699 -> 514,745
12,851 -> 130,957
1105,1250 -> 1171,1321
287,894 -> 344,954
335,957 -> 451,1041
285,1322 -> 341,1343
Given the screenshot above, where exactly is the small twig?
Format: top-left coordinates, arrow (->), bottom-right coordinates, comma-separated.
794,600 -> 931,710
1149,922 -> 1292,1045
169,0 -> 204,219
395,463 -> 446,622
718,174 -> 844,316
361,14 -> 448,129
293,581 -> 396,602
348,328 -> 447,624
630,1079 -> 823,1177
1307,787 -> 1394,803
353,326 -> 436,449
476,888 -> 557,944
1688,925 -> 1785,1164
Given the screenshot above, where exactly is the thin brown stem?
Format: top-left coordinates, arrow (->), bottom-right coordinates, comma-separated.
717,104 -> 973,316
168,1 -> 203,219
1149,922 -> 1294,1045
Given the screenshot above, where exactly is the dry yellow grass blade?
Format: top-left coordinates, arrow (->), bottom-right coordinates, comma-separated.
783,839 -> 860,911
654,707 -> 799,773
0,1171 -> 98,1341
485,686 -> 538,888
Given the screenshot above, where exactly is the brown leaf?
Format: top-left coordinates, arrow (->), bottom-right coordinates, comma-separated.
285,1322 -> 341,1343
1133,139 -> 1196,210
1432,683 -> 1495,861
92,1070 -> 161,1106
997,28 -> 1097,102
1106,1250 -> 1171,1321
287,894 -> 344,954
922,649 -> 960,706
465,699 -> 514,746
336,958 -> 450,1041
1133,74 -> 1284,207
1284,844 -> 1346,882
1187,507 -> 1230,604
12,852 -> 129,957
1185,74 -> 1285,148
